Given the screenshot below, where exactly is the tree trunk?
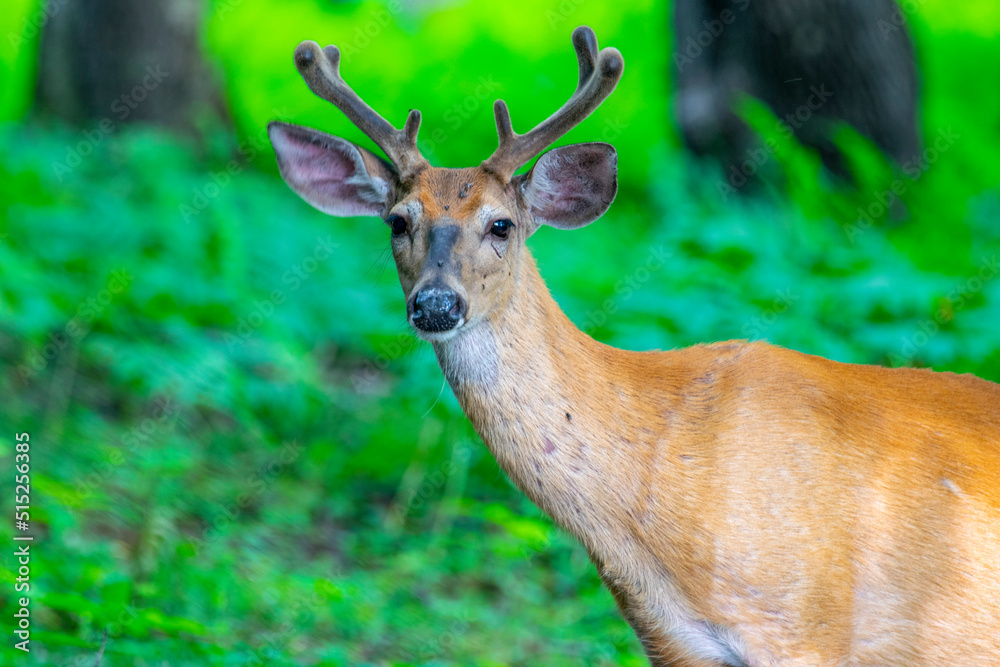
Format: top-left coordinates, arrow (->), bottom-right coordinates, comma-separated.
673,0 -> 921,178
35,0 -> 220,130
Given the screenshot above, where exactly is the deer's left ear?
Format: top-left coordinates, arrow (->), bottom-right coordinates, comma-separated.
518,142 -> 617,231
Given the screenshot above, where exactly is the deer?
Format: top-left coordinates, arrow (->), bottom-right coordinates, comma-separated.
267,25 -> 1000,667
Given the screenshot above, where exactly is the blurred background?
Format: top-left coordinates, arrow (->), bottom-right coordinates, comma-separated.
0,0 -> 998,664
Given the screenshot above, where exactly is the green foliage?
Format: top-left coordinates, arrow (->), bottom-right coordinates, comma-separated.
0,0 -> 41,122
0,1 -> 998,665
726,11 -> 1000,277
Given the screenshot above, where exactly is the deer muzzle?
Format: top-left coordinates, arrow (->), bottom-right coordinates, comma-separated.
409,284 -> 467,333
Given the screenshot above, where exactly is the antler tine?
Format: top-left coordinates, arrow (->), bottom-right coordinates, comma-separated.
573,24 -> 599,88
482,26 -> 624,181
294,40 -> 428,177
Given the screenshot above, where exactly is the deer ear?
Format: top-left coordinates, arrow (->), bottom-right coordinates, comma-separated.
268,121 -> 396,217
519,143 -> 617,230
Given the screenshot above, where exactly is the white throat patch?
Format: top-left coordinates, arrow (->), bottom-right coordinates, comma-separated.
432,323 -> 500,389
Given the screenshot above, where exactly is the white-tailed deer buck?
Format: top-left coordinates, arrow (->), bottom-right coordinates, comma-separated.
268,26 -> 1000,667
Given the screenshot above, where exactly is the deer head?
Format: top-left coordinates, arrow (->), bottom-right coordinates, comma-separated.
268,26 -> 623,341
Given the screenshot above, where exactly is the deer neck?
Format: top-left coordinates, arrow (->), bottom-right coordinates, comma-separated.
431,250 -> 657,539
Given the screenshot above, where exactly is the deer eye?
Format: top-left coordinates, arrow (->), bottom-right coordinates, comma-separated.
490,219 -> 513,240
387,214 -> 407,237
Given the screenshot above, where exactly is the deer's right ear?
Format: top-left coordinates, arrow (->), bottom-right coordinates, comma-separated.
268,121 -> 396,217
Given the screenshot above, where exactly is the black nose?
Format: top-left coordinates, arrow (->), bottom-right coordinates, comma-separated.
410,286 -> 466,332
